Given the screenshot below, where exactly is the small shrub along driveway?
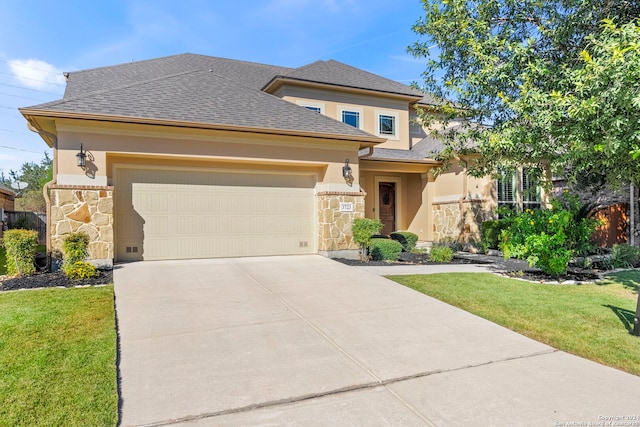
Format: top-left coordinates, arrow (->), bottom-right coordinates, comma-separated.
0,286 -> 118,426
390,271 -> 640,376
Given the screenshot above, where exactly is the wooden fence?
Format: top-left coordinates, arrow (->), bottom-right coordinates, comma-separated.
6,211 -> 47,245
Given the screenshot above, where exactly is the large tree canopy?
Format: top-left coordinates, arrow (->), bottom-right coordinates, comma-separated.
410,0 -> 640,188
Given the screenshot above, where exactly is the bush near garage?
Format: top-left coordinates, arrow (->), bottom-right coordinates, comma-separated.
390,231 -> 418,252
2,229 -> 38,276
352,218 -> 383,260
369,238 -> 403,261
62,232 -> 97,280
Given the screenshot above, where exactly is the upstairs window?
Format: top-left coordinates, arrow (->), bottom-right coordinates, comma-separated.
304,106 -> 322,114
378,114 -> 396,136
341,110 -> 360,128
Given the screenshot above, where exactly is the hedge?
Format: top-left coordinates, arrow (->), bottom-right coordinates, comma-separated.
369,238 -> 403,261
390,231 -> 418,252
3,229 -> 38,276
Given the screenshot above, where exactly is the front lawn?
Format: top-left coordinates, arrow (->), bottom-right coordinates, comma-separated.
389,271 -> 640,376
0,286 -> 118,426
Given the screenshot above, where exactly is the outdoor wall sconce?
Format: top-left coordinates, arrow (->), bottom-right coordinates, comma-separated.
342,159 -> 352,180
76,144 -> 86,169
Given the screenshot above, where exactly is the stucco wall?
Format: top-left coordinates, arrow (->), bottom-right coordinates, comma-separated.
53,121 -> 362,189
277,86 -> 411,150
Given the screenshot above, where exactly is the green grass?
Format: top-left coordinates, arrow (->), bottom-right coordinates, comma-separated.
389,271 -> 640,376
0,286 -> 118,426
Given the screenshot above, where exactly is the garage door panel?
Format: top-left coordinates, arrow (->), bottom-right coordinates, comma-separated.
116,168 -> 316,261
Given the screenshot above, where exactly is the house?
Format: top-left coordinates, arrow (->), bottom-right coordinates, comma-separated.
0,184 -> 15,241
20,53 -> 500,266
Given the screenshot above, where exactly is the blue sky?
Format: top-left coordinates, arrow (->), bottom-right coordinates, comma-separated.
0,0 -> 431,177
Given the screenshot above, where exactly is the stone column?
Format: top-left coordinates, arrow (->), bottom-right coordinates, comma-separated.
317,191 -> 365,259
49,185 -> 114,268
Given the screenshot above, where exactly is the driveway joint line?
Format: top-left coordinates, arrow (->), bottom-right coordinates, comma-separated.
134,349 -> 559,427
227,259 -> 384,384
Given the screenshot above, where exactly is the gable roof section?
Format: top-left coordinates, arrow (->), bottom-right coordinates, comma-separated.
24,69 -> 378,140
264,60 -> 425,99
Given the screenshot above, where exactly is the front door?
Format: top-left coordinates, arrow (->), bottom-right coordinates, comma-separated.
378,182 -> 396,235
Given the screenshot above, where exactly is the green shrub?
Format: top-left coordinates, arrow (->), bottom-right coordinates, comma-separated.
610,244 -> 640,268
63,261 -> 97,280
2,229 -> 38,276
352,218 -> 383,258
481,219 -> 508,251
390,231 -> 418,252
62,232 -> 90,265
369,238 -> 402,261
499,199 -> 598,275
429,245 -> 454,263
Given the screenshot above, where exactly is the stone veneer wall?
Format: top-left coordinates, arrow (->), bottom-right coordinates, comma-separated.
433,199 -> 494,244
49,185 -> 114,266
317,191 -> 365,258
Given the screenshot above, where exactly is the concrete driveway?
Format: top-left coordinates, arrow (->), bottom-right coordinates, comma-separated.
114,255 -> 640,426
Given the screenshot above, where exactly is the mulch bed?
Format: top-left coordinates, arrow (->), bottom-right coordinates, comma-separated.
336,251 -> 606,283
502,268 -> 603,283
0,269 -> 113,292
335,252 -> 490,267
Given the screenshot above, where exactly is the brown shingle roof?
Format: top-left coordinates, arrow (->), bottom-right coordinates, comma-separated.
24,53 -> 434,141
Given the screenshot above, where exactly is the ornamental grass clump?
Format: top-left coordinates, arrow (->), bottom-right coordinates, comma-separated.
2,229 -> 38,276
62,232 -> 97,280
429,244 -> 454,263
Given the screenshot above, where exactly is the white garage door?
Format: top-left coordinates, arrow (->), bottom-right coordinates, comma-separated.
115,167 -> 316,261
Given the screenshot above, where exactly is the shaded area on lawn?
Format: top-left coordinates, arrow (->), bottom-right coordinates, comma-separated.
604,304 -> 636,333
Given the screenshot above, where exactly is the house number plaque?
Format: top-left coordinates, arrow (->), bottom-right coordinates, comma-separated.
339,202 -> 354,212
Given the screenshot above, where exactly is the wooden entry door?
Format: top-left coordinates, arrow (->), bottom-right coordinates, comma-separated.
378,182 -> 396,235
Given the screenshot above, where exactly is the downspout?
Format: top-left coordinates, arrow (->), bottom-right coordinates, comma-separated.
359,146 -> 374,158
26,120 -> 57,255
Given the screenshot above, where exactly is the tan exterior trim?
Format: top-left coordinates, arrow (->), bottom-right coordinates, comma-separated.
263,77 -> 423,102
20,110 -> 386,146
317,191 -> 366,196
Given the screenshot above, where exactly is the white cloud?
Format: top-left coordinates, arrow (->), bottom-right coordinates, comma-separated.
8,59 -> 66,90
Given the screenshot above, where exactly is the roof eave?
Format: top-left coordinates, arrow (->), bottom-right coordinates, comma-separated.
263,76 -> 423,101
19,108 -> 386,147
359,156 -> 442,165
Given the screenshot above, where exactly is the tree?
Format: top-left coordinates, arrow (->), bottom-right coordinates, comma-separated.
1,153 -> 52,212
409,1 -> 640,189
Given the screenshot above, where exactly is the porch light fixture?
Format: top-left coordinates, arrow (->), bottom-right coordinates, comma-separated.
342,159 -> 352,180
76,144 -> 86,169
